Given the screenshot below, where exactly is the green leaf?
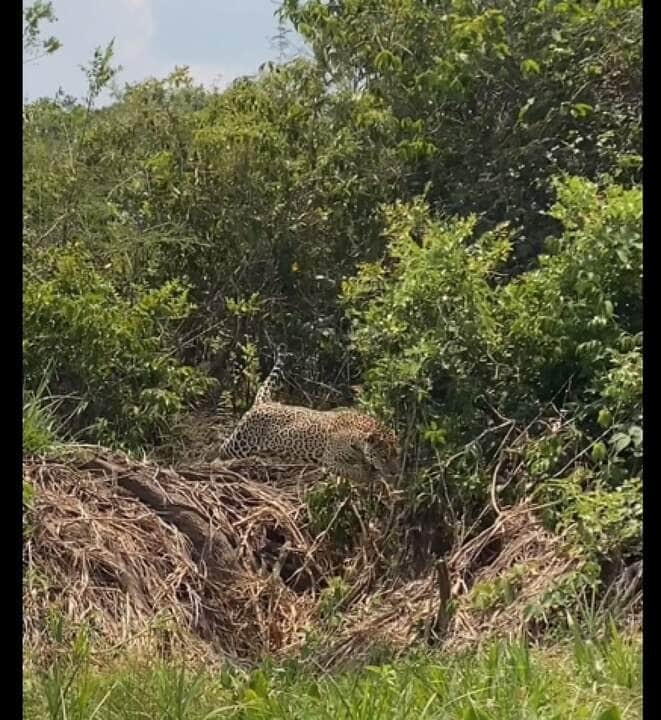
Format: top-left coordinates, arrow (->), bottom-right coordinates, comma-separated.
518,97 -> 536,123
520,58 -> 541,77
591,442 -> 607,462
596,707 -> 621,720
597,409 -> 612,428
462,705 -> 490,720
570,103 -> 593,119
375,49 -> 402,72
610,432 -> 631,453
249,669 -> 269,698
615,248 -> 630,266
628,425 -> 643,448
23,479 -> 35,506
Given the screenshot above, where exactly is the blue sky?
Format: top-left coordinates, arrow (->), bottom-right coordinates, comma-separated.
23,0 -> 307,104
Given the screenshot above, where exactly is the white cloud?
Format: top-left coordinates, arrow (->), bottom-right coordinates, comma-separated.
184,62 -> 254,90
23,0 -> 279,104
24,0 -> 158,102
116,0 -> 155,65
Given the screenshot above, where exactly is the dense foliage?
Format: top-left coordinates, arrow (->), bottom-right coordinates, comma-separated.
23,0 -> 641,571
344,176 -> 641,561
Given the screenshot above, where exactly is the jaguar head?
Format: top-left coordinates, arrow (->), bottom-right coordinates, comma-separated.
361,428 -> 401,479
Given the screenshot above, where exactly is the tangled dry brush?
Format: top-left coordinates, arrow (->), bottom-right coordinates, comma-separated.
22,438 -> 603,670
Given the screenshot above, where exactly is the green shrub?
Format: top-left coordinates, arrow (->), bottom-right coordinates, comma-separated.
542,472 -> 642,563
499,176 -> 642,400
24,0 -> 641,395
343,176 -> 641,560
343,198 -> 510,441
283,0 -> 641,265
23,246 -> 216,450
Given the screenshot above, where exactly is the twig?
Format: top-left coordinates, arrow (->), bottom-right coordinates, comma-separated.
490,457 -> 505,517
551,427 -> 611,479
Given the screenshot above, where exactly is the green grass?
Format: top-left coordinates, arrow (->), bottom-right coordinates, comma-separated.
23,371 -> 67,455
23,627 -> 641,720
23,371 -> 92,456
23,392 -> 61,455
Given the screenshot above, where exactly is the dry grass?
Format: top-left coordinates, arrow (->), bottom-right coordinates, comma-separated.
23,449 -> 607,670
308,502 -> 582,669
